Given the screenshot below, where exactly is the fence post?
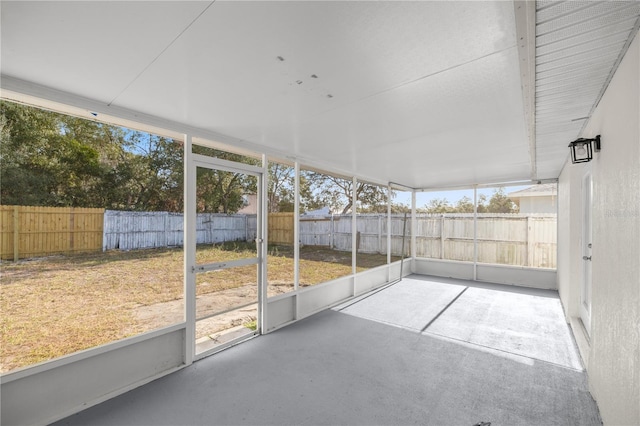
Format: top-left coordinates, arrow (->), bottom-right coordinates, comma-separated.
527,216 -> 534,267
102,211 -> 107,252
330,215 -> 334,249
440,214 -> 445,259
162,212 -> 168,248
378,215 -> 382,254
69,207 -> 75,255
13,206 -> 19,261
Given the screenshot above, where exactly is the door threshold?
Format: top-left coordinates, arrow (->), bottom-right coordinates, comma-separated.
195,328 -> 259,361
569,316 -> 591,368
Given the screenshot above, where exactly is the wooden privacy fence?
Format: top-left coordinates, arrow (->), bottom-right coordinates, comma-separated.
268,213 -> 294,245
414,214 -> 557,268
1,207 -> 557,268
299,214 -> 409,255
103,211 -> 258,250
296,213 -> 557,269
0,205 -> 104,260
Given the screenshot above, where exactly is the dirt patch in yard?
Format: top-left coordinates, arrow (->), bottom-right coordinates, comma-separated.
1,244 -> 397,372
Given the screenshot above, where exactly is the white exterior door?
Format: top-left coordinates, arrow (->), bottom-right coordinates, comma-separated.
580,171 -> 592,334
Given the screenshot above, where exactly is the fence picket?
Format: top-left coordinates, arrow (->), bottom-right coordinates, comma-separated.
1,206 -> 557,268
0,205 -> 104,260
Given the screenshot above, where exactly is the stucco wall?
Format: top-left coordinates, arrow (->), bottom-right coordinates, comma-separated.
558,33 -> 639,425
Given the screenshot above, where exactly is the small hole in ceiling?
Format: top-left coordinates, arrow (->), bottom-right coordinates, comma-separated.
327,94 -> 333,98
296,80 -> 303,85
276,56 -> 285,61
311,74 -> 318,79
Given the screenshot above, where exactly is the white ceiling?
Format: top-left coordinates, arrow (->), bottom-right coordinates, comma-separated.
1,1 -> 638,189
534,0 -> 640,179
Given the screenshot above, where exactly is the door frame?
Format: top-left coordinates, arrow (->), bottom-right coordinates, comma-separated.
184,137 -> 266,363
580,169 -> 592,335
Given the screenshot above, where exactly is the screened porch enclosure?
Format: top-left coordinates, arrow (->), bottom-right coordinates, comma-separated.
53,276 -> 600,426
2,1 -> 639,425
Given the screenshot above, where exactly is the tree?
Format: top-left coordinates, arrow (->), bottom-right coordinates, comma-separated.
423,198 -> 454,213
476,194 -> 488,213
486,188 -> 519,213
455,196 -> 475,213
267,163 -> 295,212
190,145 -> 261,214
1,100 -> 301,214
390,202 -> 410,214
1,101 -> 106,207
196,169 -> 246,213
301,172 -> 389,214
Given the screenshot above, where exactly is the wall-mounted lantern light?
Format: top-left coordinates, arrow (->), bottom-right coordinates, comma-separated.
569,135 -> 601,164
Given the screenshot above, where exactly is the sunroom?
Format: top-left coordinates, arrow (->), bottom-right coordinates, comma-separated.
1,1 -> 639,425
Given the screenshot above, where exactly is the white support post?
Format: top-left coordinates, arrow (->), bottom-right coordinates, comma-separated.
352,177 -> 357,295
294,162 -> 300,292
387,184 -> 392,282
259,154 -> 268,334
294,162 -> 300,320
411,191 -> 416,260
526,215 -> 534,267
183,134 -> 196,366
473,186 -> 478,281
440,215 -> 445,259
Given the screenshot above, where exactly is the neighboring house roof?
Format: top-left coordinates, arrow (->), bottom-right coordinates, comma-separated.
508,184 -> 557,199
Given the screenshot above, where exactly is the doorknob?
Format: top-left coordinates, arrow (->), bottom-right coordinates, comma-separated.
582,256 -> 592,261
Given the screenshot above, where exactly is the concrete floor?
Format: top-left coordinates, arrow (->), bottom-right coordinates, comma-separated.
337,276 -> 583,370
55,275 -> 601,426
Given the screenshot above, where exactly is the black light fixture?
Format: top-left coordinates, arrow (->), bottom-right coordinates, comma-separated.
568,135 -> 601,164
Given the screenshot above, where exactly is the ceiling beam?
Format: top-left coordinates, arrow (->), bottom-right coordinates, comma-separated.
513,0 -> 537,181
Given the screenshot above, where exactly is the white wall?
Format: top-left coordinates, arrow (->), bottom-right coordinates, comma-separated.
517,196 -> 557,214
413,258 -> 556,290
557,33 -> 640,426
1,326 -> 186,426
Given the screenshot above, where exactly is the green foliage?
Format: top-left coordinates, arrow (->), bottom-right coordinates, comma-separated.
1,101 -> 107,207
484,188 -> 518,213
243,320 -> 257,331
9,101 -> 514,216
422,198 -> 455,213
191,145 -> 261,213
455,196 -> 475,213
1,101 -> 247,212
421,190 -> 518,214
390,202 -> 410,213
196,168 -> 251,213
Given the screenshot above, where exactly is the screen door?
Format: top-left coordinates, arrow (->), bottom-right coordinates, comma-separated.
190,155 -> 264,358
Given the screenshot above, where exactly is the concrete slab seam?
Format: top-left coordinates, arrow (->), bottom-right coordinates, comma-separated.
420,286 -> 469,332
423,330 -> 586,373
